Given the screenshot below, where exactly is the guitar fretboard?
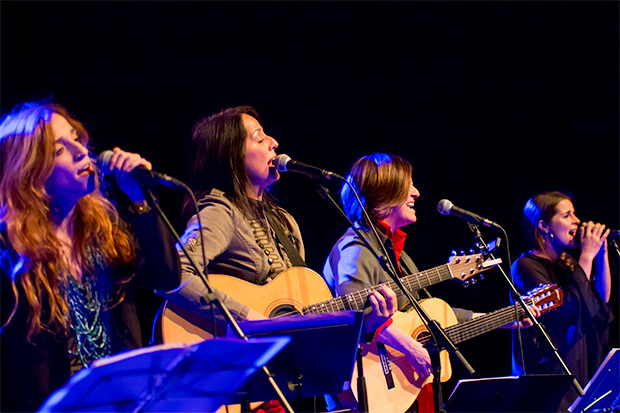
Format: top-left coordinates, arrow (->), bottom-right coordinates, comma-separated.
302,263 -> 457,315
417,299 -> 532,346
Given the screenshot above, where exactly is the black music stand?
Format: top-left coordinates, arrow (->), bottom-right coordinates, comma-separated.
38,337 -> 290,412
444,374 -> 575,412
569,348 -> 620,412
231,310 -> 364,402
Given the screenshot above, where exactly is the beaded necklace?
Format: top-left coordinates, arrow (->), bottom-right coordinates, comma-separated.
66,272 -> 111,367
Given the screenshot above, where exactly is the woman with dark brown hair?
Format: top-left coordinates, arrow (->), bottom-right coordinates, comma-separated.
168,106 -> 397,326
0,101 -> 180,412
511,191 -> 612,412
164,107 -> 398,413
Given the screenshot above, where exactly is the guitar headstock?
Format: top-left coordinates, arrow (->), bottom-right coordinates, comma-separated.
447,254 -> 502,285
524,283 -> 563,314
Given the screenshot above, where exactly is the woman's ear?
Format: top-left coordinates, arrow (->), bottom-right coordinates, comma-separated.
537,220 -> 548,235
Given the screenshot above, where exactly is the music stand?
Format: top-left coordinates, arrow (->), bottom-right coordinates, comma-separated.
38,337 -> 290,412
444,374 -> 575,412
569,348 -> 620,412
231,310 -> 364,402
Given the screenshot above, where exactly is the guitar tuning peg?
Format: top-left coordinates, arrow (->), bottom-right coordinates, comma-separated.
479,274 -> 484,280
450,250 -> 457,256
463,281 -> 470,288
469,248 -> 475,255
471,277 -> 478,285
460,250 -> 465,256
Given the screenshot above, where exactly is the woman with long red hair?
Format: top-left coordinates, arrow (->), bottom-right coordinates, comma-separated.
0,101 -> 180,412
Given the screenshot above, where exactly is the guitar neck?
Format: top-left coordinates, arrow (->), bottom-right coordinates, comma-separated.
441,298 -> 532,345
302,263 -> 454,315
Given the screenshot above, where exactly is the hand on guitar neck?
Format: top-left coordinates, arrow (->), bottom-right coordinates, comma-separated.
241,278 -> 399,334
363,285 -> 399,333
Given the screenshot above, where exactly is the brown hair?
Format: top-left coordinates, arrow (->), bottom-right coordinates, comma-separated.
0,102 -> 136,341
341,153 -> 413,226
185,106 -> 292,229
522,190 -> 575,269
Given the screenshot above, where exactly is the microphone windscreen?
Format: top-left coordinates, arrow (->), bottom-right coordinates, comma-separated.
437,199 -> 453,215
97,150 -> 114,173
275,154 -> 292,172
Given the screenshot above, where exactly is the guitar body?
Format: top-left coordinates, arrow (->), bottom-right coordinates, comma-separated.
161,267 -> 333,344
208,268 -> 333,318
161,267 -> 331,413
349,298 -> 458,413
161,265 -> 561,413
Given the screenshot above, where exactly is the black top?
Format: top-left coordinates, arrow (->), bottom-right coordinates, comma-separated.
511,252 -> 612,412
0,208 -> 180,412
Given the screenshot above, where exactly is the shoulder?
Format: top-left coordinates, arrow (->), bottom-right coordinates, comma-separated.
328,228 -> 376,262
192,192 -> 239,221
512,252 -> 554,289
274,206 -> 300,228
514,252 -> 547,273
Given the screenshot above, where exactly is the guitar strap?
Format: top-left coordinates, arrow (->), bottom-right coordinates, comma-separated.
265,209 -> 307,268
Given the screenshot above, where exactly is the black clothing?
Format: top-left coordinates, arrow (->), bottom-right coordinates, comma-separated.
511,253 -> 612,412
0,208 -> 180,412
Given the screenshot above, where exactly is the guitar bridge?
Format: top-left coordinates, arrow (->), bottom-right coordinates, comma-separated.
377,342 -> 395,389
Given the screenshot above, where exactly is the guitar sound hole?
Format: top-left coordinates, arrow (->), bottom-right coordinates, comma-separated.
416,330 -> 431,345
269,305 -> 300,318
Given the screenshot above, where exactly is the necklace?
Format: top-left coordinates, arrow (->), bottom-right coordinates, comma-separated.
66,274 -> 111,366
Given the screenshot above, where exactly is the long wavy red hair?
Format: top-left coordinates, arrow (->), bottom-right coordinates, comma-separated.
0,102 -> 136,341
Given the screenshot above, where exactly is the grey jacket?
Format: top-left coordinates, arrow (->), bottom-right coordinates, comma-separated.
323,226 -> 473,322
164,189 -> 304,322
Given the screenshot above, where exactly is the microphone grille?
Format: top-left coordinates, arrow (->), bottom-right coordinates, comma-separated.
275,154 -> 291,172
437,199 -> 453,215
97,150 -> 114,173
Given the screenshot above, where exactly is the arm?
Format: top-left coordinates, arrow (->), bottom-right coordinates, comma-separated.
578,221 -> 611,302
593,240 -> 611,302
377,322 -> 432,380
104,148 -> 180,291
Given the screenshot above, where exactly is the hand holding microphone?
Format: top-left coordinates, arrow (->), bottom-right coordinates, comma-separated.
98,148 -> 186,198
578,221 -> 611,258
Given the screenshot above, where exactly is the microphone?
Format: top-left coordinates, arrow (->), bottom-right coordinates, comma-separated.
97,150 -> 185,190
437,199 -> 501,229
275,154 -> 344,181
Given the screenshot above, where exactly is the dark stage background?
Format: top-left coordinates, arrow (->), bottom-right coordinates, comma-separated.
2,0 -> 619,404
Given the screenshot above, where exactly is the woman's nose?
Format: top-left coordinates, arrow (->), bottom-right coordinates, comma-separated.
411,185 -> 420,198
72,142 -> 89,162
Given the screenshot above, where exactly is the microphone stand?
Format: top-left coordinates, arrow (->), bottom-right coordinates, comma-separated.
609,238 -> 620,259
466,223 -> 584,398
143,188 -> 295,413
315,182 -> 474,412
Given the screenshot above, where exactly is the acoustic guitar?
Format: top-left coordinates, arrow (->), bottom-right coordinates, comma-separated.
161,253 -> 500,344
347,283 -> 564,413
159,254 -> 501,413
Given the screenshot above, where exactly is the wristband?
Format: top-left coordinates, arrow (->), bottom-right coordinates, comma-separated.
372,317 -> 393,342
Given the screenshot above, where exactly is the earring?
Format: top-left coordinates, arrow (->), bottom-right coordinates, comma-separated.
549,232 -> 555,241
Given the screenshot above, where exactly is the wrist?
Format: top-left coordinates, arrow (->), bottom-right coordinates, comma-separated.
128,200 -> 151,215
372,317 -> 393,343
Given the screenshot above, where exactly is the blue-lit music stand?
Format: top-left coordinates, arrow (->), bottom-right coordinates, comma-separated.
444,374 -> 575,412
233,310 -> 364,402
38,337 -> 290,412
569,348 -> 620,412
